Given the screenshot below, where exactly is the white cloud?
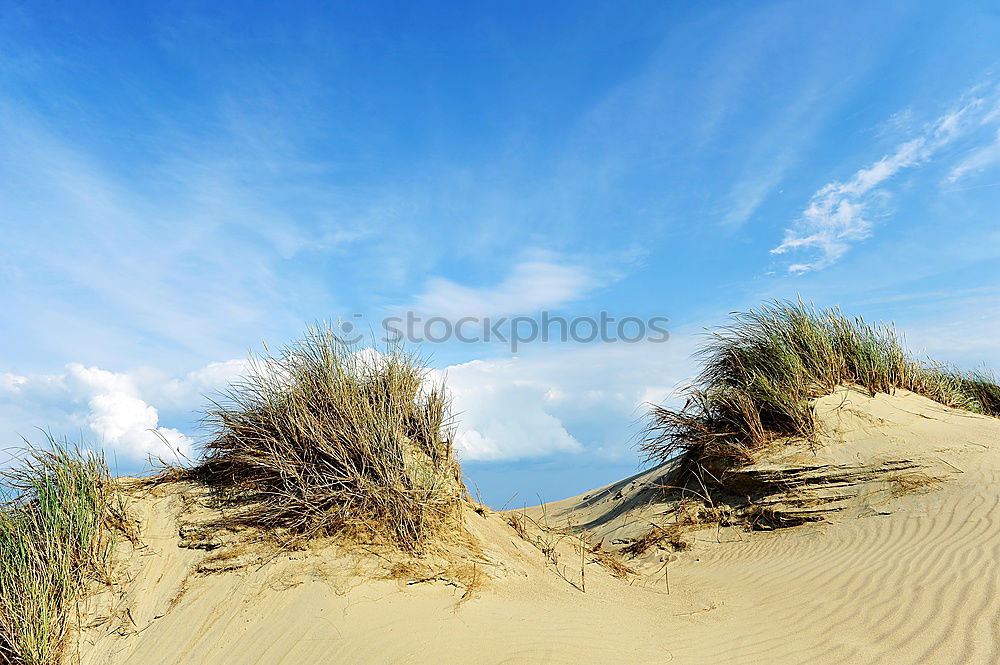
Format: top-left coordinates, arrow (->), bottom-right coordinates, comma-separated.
437,358 -> 584,462
0,98 -> 355,372
64,363 -> 192,460
0,373 -> 27,392
1,331 -> 699,468
142,359 -> 250,411
0,358 -> 249,464
772,84 -> 1000,272
947,128 -> 1000,183
437,338 -> 697,462
720,83 -> 830,229
411,258 -> 598,319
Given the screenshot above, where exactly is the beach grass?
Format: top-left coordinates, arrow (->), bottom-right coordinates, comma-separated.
0,439 -> 123,665
193,324 -> 463,551
642,300 -> 1000,473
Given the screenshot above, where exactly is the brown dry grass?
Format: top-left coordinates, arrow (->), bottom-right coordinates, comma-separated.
588,540 -> 637,579
506,511 -> 636,583
621,525 -> 690,558
888,472 -> 945,496
385,558 -> 486,603
189,325 -> 464,552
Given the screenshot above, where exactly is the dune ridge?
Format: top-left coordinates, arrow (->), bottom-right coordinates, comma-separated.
68,387 -> 1000,664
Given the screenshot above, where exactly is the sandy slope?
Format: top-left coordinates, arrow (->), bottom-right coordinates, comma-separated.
74,388 -> 1000,664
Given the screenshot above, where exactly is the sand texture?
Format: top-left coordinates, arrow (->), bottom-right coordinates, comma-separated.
73,388 -> 1000,664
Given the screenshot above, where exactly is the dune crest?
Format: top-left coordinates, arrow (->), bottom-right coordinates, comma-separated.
74,389 -> 1000,664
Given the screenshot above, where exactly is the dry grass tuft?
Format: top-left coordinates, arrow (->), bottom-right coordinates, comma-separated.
191,324 -> 464,552
506,511 -> 636,583
0,438 -> 126,665
642,300 -> 1000,476
621,525 -> 690,558
506,512 -> 530,540
888,472 -> 945,496
588,540 -> 637,578
385,559 -> 486,602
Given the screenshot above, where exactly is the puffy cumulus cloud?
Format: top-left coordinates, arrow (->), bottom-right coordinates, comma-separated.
1,337 -> 697,468
136,359 -> 250,413
437,358 -> 583,461
64,363 -> 192,460
437,338 -> 697,463
0,359 -> 249,464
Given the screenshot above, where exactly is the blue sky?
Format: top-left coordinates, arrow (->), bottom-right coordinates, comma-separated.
2,1 -> 1000,505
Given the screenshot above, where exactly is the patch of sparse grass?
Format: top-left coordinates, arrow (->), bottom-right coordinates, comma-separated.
192,324 -> 464,551
642,300 -> 1000,474
0,438 -> 123,665
587,541 -> 636,579
620,525 -> 689,558
888,472 -> 945,497
506,511 -> 636,585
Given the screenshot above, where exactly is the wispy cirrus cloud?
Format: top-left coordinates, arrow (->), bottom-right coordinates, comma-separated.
947,128 -> 1000,183
719,83 -> 832,229
772,83 -> 1000,273
410,256 -> 600,319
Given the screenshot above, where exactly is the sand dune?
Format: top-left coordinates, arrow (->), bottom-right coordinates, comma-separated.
74,388 -> 1000,664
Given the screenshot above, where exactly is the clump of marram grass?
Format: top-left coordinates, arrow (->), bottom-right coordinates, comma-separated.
0,439 -> 123,665
193,325 -> 464,552
642,300 -> 1000,475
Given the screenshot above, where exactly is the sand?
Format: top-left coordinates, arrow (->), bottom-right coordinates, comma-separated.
73,388 -> 1000,664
